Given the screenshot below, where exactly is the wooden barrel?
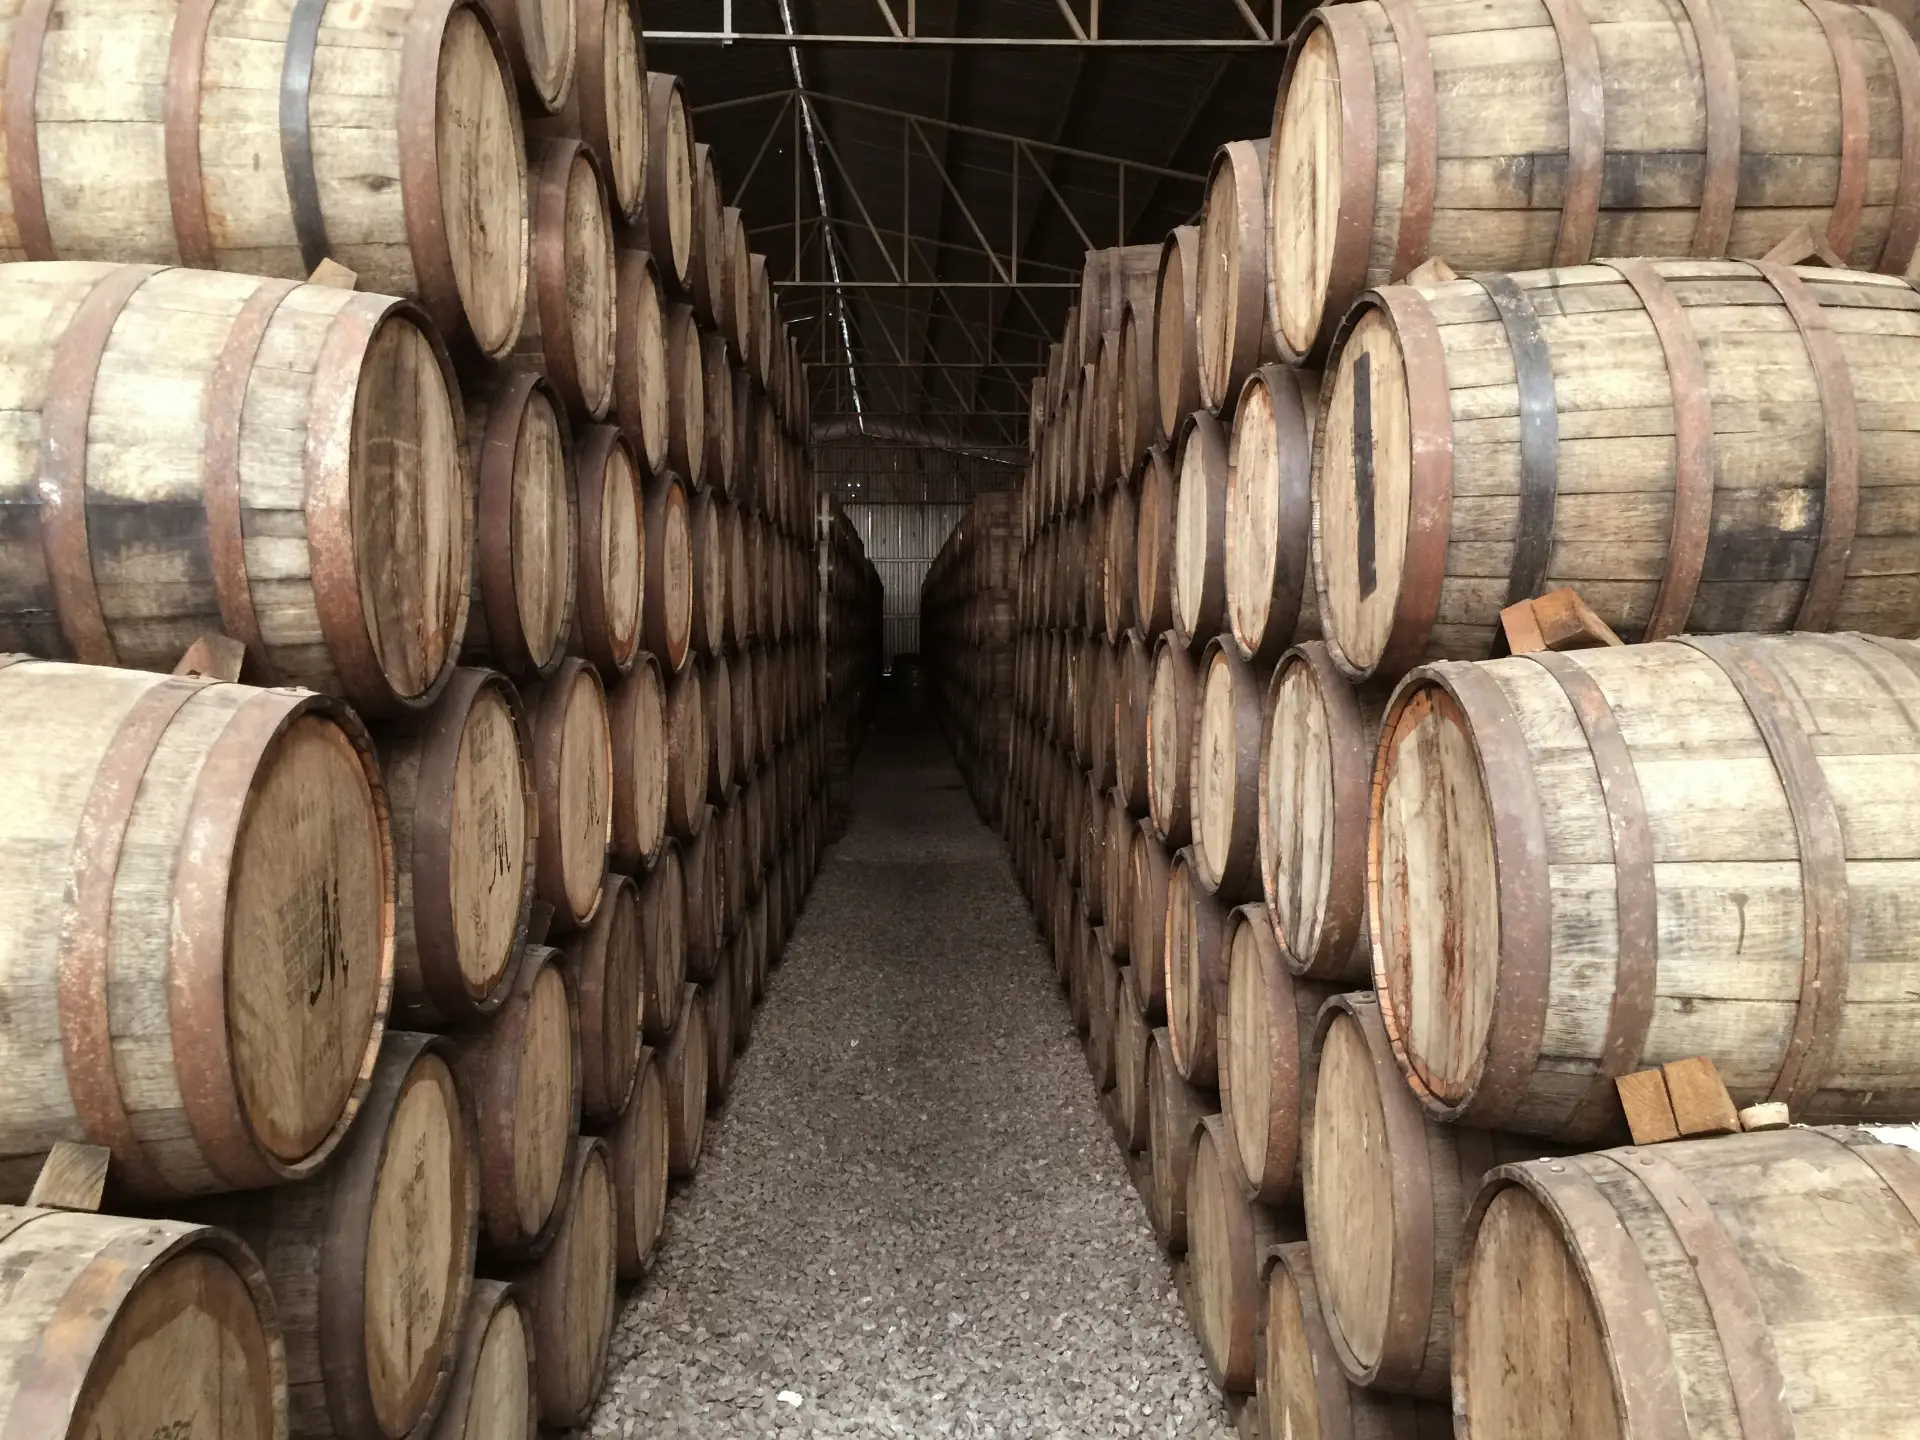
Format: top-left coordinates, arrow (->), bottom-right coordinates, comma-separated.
725,208 -> 754,358
466,371 -> 575,683
562,875 -> 642,1121
749,255 -> 776,387
1103,474 -> 1138,640
598,1047 -> 668,1279
690,487 -> 729,657
665,661 -> 709,840
614,249 -> 671,475
380,667 -> 535,1029
701,328 -> 736,494
1456,1127 -> 1920,1440
1154,226 -> 1202,444
0,264 -> 469,715
1089,331 -> 1122,489
1166,847 -> 1228,1085
1306,993 -> 1538,1398
1102,791 -> 1135,956
0,658 -> 389,1199
523,657 -> 611,932
516,139 -> 616,422
1114,628 -> 1152,813
642,73 -> 696,288
607,653 -> 669,871
1262,1243 -> 1448,1440
1196,139 -> 1274,414
642,470 -> 695,672
0,1206 -> 284,1438
1261,643 -> 1382,986
1316,262 -> 1920,683
1116,300 -> 1156,476
681,805 -> 721,982
1374,632 -> 1920,1141
1193,639 -> 1267,902
638,844 -> 687,1042
707,948 -> 739,1101
1219,903 -> 1332,1205
484,0 -> 574,112
702,654 -> 735,798
1085,930 -> 1119,1092
570,425 -> 643,674
688,145 -> 725,328
2,0 -> 526,358
661,983 -> 709,1177
1172,411 -> 1230,649
453,946 -> 578,1259
425,1279 -> 536,1440
1127,822 -> 1172,1019
665,303 -> 708,484
1270,0 -> 1920,365
1188,1114 -> 1283,1393
731,645 -> 759,774
1226,366 -> 1318,665
210,1031 -> 476,1440
1145,1027 -> 1206,1255
1147,634 -> 1198,847
511,1136 -> 615,1428
1112,971 -> 1151,1150
568,0 -> 648,224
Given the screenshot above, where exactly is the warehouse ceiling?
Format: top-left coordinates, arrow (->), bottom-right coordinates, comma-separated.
643,0 -> 1297,453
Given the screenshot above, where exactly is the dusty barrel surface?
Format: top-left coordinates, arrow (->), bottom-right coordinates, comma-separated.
642,73 -> 696,289
638,843 -> 687,1042
690,487 -> 729,659
507,1136 -> 616,1429
562,874 -> 643,1122
1165,846 -> 1229,1085
1116,300 -> 1156,476
1128,821 -> 1172,1019
1458,1127 -> 1920,1440
516,139 -> 616,422
1269,0 -> 1920,363
613,249 -> 671,474
0,1206 -> 286,1439
0,0 -> 527,357
1196,138 -> 1275,413
1172,411 -> 1230,648
0,658 -> 390,1199
1154,226 -> 1201,444
571,425 -> 643,675
642,469 -> 695,672
1145,1027 -> 1206,1254
1114,628 -> 1153,812
1261,642 -> 1382,986
466,371 -> 575,684
1147,634 -> 1199,847
483,0 -> 576,112
1188,1114 -> 1285,1394
1374,632 -> 1920,1140
1192,638 -> 1267,902
1134,444 -> 1177,637
661,983 -> 709,1177
1226,365 -> 1319,665
565,0 -> 648,223
523,657 -> 612,932
381,667 -> 535,1029
607,654 -> 668,872
203,1031 -> 477,1440
1112,973 -> 1151,1150
598,1047 -> 668,1279
0,263 -> 470,714
425,1278 -> 536,1440
665,661 -> 709,840
1315,261 -> 1920,683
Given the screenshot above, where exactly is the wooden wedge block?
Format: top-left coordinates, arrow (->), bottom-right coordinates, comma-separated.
1616,1068 -> 1679,1145
1665,1056 -> 1741,1137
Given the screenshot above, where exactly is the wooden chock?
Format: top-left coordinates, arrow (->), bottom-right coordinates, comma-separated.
306,257 -> 359,289
173,631 -> 247,681
1664,1056 -> 1741,1136
1762,223 -> 1848,270
1498,587 -> 1624,657
1616,1068 -> 1680,1145
26,1140 -> 111,1212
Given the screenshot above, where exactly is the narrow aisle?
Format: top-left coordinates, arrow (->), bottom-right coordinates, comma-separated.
590,716 -> 1235,1437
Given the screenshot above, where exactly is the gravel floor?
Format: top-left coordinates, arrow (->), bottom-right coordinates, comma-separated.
583,714 -> 1236,1438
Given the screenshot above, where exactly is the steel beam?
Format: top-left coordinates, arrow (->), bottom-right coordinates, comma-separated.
646,33 -> 1277,49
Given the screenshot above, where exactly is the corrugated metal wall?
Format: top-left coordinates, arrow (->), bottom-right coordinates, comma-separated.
844,504 -> 967,661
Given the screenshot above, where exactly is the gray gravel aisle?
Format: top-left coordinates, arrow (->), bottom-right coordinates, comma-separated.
585,718 -> 1235,1438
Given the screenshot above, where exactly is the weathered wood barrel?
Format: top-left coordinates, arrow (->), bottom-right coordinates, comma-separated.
643,73 -> 696,289
1147,635 -> 1198,847
466,371 -> 575,683
680,805 -> 722,982
1134,444 -> 1178,637
702,655 -> 735,799
484,0 -> 575,112
1305,993 -> 1538,1398
607,653 -> 669,872
568,0 -> 648,224
1270,0 -> 1920,364
701,328 -> 736,493
0,264 -> 470,715
425,1279 -> 536,1440
570,424 -> 643,674
1374,632 -> 1920,1141
510,1136 -> 616,1429
1262,1243 -> 1449,1440
1154,226 -> 1202,444
707,948 -> 740,1101
1193,639 -> 1267,901
562,875 -> 643,1122
1188,1114 -> 1284,1394
1089,330 -> 1122,489
1316,261 -> 1920,682
665,662 -> 709,840
664,304 -> 708,485
1104,475 -> 1138,640
1226,366 -> 1318,664
523,657 -> 612,932
1112,973 -> 1151,1151
730,645 -> 759,775
1172,411 -> 1230,649
688,144 -> 725,328
661,983 -> 709,1178
0,1206 -> 285,1438
1084,929 -> 1119,1091
1261,643 -> 1382,986
452,946 -> 578,1259
1455,1126 -> 1920,1440
206,1031 -> 476,1440
0,658 -> 390,1200
642,470 -> 695,672
1116,301 -> 1156,475
1102,792 -> 1135,955
614,249 -> 671,475
638,843 -> 687,1042
1196,139 -> 1274,414
516,139 -> 616,422
690,487 -> 729,657
749,256 -> 776,387
1128,821 -> 1172,1019
1166,847 -> 1229,1085
380,667 -> 535,1029
1219,903 -> 1332,1206
599,1047 -> 668,1279
0,0 -> 527,358
1145,1027 -> 1206,1254
1115,629 -> 1153,813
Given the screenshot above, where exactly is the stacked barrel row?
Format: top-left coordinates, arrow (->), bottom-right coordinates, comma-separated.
0,0 -> 838,1436
992,0 -> 1920,1428
920,491 -> 1020,824
819,496 -> 886,838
